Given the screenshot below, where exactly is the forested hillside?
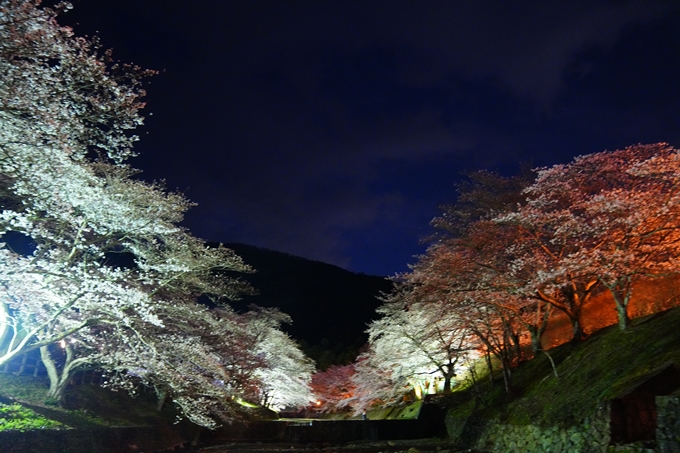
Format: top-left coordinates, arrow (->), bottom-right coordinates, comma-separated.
219,243 -> 394,366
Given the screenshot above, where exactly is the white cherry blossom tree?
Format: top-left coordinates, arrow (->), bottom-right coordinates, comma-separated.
0,1 -> 290,428
243,307 -> 315,411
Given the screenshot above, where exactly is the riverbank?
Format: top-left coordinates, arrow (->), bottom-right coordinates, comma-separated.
194,439 -> 478,453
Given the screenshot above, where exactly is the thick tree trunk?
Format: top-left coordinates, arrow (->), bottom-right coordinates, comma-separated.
538,281 -> 595,343
40,343 -> 87,404
442,367 -> 456,393
510,330 -> 522,361
528,301 -> 551,354
40,345 -> 70,403
616,306 -> 631,330
566,298 -> 585,342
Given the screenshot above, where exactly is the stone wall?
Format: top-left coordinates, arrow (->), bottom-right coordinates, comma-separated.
446,398 -> 680,453
656,395 -> 680,453
447,403 -> 612,453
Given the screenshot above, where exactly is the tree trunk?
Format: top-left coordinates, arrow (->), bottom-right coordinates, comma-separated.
510,330 -> 522,361
485,352 -> 494,383
606,279 -> 633,331
156,387 -> 168,411
443,369 -> 454,393
538,281 -> 595,343
40,345 -> 70,403
528,327 -> 542,354
616,306 -> 631,330
528,300 -> 551,354
571,317 -> 584,342
40,343 -> 86,404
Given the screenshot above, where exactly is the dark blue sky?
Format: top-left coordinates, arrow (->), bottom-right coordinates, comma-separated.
59,1 -> 680,276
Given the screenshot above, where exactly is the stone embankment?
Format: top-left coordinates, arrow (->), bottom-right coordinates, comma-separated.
446,396 -> 680,453
471,405 -> 611,453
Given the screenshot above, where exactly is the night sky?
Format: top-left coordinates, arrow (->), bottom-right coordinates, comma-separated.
57,1 -> 680,277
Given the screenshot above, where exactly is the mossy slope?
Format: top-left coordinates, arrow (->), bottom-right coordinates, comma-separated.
449,307 -> 680,428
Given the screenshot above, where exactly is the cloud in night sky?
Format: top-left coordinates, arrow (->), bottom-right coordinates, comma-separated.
60,0 -> 680,275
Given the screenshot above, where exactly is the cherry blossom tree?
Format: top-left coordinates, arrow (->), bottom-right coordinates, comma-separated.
354,169 -> 546,400
494,181 -> 600,341
500,143 -> 680,332
0,0 -> 165,364
0,156 -> 253,390
310,364 -> 357,413
0,1 -> 151,165
90,304 -> 272,428
430,170 -> 552,353
0,1 -> 287,428
432,168 -> 535,237
349,278 -> 478,412
372,297 -> 471,395
346,348 -> 410,413
572,144 -> 680,329
405,240 -> 527,393
242,307 -> 315,411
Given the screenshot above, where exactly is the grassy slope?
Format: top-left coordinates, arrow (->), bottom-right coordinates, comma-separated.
0,374 -> 172,431
449,306 -> 680,428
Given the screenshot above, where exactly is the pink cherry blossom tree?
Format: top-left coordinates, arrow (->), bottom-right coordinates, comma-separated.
500,143 -> 679,332
311,364 -> 357,413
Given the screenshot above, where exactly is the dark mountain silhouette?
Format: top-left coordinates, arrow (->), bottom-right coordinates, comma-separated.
217,243 -> 393,354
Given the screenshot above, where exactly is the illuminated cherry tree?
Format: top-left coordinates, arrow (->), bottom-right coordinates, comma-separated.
500,143 -> 680,332
0,0 -> 168,364
563,144 -> 680,329
349,279 -> 477,412
405,239 -> 526,392
346,348 -> 409,413
311,364 -> 357,413
0,1 -> 314,428
93,304 -> 274,428
352,171 -> 545,402
242,307 -> 315,411
494,181 -> 599,341
430,170 -> 551,353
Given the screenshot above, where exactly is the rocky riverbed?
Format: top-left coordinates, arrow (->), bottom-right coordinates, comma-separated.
194,439 -> 483,453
